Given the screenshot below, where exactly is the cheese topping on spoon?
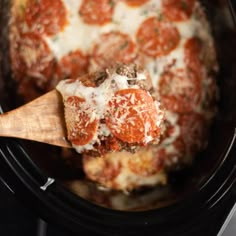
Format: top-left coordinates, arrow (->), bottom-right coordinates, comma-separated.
56,64 -> 165,156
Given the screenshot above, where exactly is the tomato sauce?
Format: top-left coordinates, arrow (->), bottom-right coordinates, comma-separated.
136,17 -> 180,57
92,32 -> 137,68
162,0 -> 196,22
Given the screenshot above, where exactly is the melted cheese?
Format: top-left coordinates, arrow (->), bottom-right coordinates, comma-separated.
57,69 -> 164,153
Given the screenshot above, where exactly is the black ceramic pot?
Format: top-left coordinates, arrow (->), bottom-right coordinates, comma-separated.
0,0 -> 235,235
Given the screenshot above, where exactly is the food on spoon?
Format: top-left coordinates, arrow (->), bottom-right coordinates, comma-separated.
56,64 -> 165,156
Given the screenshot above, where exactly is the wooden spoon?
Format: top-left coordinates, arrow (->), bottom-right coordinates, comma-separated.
0,90 -> 72,148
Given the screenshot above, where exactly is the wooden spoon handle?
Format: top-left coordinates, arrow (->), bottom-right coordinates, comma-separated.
0,90 -> 71,148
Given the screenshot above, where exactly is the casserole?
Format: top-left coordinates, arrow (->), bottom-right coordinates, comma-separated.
0,0 -> 236,235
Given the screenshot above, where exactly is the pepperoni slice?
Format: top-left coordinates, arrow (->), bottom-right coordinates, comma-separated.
56,50 -> 89,80
122,0 -> 150,7
25,0 -> 67,36
92,32 -> 137,68
79,0 -> 115,25
159,68 -> 201,113
178,113 -> 207,155
65,96 -> 98,146
136,17 -> 180,57
11,32 -> 54,84
184,37 -> 203,74
162,0 -> 196,22
106,88 -> 161,144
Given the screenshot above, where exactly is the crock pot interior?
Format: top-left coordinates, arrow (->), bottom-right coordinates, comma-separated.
0,0 -> 236,213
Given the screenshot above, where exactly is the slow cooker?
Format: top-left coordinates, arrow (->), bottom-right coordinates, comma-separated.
0,0 -> 236,235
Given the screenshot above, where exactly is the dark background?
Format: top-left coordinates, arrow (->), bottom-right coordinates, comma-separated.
0,175 -> 235,236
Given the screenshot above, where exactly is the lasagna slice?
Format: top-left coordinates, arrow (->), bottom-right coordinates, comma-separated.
56,64 -> 165,156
